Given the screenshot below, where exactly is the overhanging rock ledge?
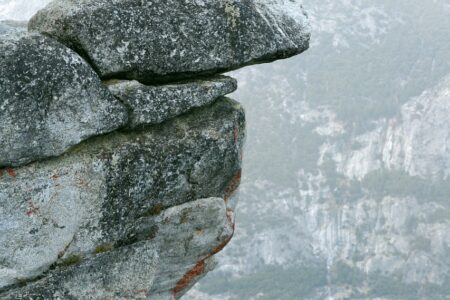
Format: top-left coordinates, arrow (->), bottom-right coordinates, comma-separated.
0,1 -> 310,298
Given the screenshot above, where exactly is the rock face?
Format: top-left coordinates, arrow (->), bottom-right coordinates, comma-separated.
0,0 -> 311,298
1,197 -> 234,300
28,0 -> 311,83
107,76 -> 237,128
330,74 -> 450,180
0,21 -> 128,168
0,99 -> 245,298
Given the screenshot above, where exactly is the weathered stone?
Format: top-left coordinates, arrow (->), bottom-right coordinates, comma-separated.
0,98 -> 244,296
29,0 -> 311,83
107,76 -> 237,128
0,21 -> 128,168
2,197 -> 234,299
2,242 -> 159,299
144,197 -> 234,299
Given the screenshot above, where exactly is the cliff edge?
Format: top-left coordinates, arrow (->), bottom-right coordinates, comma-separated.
0,1 -> 310,299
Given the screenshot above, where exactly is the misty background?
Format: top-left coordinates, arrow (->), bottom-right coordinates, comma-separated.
2,1 -> 450,299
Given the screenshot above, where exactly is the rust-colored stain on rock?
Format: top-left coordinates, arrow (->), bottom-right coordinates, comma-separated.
172,260 -> 206,298
224,169 -> 242,202
6,168 -> 16,177
26,201 -> 39,217
172,222 -> 235,299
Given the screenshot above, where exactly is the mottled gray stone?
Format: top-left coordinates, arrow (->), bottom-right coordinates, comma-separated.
0,98 -> 244,297
107,76 -> 237,128
145,197 -> 234,299
2,197 -> 234,299
29,0 -> 311,83
2,242 -> 159,300
0,22 -> 128,168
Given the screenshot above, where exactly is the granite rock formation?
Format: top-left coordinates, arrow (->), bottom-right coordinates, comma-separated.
0,0 -> 310,298
0,22 -> 128,168
28,0 -> 311,83
107,76 -> 237,129
0,98 -> 244,297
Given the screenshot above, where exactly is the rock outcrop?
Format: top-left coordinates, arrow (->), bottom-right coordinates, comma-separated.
0,0 -> 310,298
2,196 -> 234,299
0,98 -> 244,296
0,22 -> 128,168
107,76 -> 237,129
28,0 -> 311,83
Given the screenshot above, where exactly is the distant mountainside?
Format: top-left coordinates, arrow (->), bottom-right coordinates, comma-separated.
187,1 -> 450,299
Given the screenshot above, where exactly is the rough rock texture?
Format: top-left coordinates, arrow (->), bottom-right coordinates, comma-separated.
2,242 -> 160,300
29,0 -> 311,83
2,197 -> 234,300
107,76 -> 237,128
0,0 -> 313,297
0,98 -> 245,298
0,21 -> 128,168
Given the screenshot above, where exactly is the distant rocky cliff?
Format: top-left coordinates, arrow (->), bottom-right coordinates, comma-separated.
0,1 -> 310,299
185,1 -> 450,298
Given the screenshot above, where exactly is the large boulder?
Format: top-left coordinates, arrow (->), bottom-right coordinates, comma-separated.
107,75 -> 237,128
0,98 -> 245,297
1,197 -> 233,299
29,0 -> 311,83
0,21 -> 128,168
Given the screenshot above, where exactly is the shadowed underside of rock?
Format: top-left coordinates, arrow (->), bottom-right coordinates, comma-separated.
107,75 -> 238,128
0,98 -> 245,297
0,22 -> 128,168
29,0 -> 311,83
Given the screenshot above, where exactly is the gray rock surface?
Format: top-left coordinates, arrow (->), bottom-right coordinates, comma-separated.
0,0 -> 314,297
2,242 -> 160,300
0,98 -> 245,297
0,21 -> 128,168
107,76 -> 237,128
2,197 -> 234,299
29,0 -> 311,83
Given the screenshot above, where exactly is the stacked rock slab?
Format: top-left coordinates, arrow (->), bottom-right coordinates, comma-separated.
0,0 -> 310,299
28,0 -> 311,83
0,99 -> 244,299
107,76 -> 238,129
0,22 -> 128,167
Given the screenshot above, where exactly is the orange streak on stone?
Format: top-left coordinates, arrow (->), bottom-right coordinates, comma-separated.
0,170 -> 3,177
211,231 -> 234,256
6,168 -> 16,177
172,260 -> 205,298
224,170 -> 242,203
172,168 -> 241,298
172,223 -> 236,299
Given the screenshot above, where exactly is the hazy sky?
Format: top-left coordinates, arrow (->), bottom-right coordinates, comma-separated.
0,0 -> 50,21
